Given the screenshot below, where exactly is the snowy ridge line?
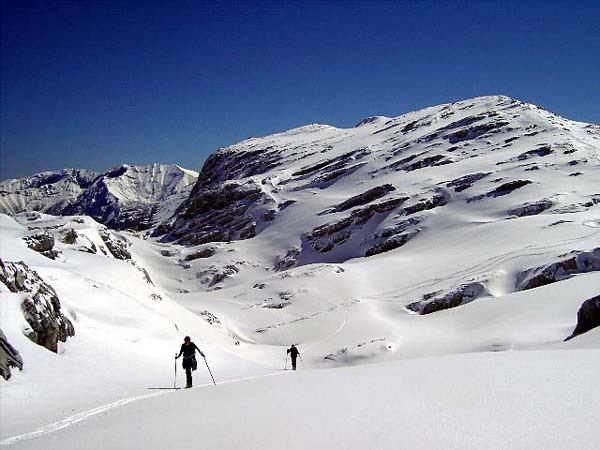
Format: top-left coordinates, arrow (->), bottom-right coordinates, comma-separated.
0,371 -> 285,446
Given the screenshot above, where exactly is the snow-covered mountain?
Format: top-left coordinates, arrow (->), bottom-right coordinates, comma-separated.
0,168 -> 100,215
162,95 -> 599,292
0,164 -> 198,231
1,95 -> 599,449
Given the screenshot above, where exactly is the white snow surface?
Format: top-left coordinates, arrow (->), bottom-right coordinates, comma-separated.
0,163 -> 198,230
1,95 -> 600,449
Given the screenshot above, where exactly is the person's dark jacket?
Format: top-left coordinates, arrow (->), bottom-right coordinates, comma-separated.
287,346 -> 299,359
177,342 -> 204,359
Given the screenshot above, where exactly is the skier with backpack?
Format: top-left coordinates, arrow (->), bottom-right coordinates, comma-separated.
286,344 -> 300,370
175,336 -> 205,388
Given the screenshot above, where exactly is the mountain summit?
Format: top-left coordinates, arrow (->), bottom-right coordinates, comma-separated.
161,95 -> 599,269
0,164 -> 198,231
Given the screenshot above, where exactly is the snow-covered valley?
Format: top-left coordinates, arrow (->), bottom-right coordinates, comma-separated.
1,95 -> 599,449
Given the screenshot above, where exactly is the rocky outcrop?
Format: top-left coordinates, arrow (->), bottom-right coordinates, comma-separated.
565,295 -> 600,340
377,217 -> 423,239
305,191 -> 446,257
508,199 -> 554,217
334,184 -> 395,212
0,328 -> 23,380
406,281 -> 487,315
404,155 -> 454,172
487,180 -> 532,198
184,247 -> 216,261
274,247 -> 301,271
350,196 -> 410,224
447,172 -> 491,192
468,180 -> 532,202
0,259 -> 75,353
378,153 -> 452,174
23,231 -> 60,259
446,120 -> 510,144
305,162 -> 367,188
197,146 -> 284,186
516,248 -> 600,291
61,229 -> 97,254
517,145 -> 553,160
99,229 -> 131,260
209,265 -> 239,287
166,181 -> 268,245
198,310 -> 222,327
397,191 -> 449,216
366,229 -> 420,257
291,147 -> 371,179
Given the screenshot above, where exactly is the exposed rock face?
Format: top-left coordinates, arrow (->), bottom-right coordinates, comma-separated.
198,310 -> 222,327
377,216 -> 423,239
516,248 -> 600,291
565,294 -> 600,340
517,145 -> 553,160
447,172 -> 491,192
63,181 -> 154,231
274,248 -> 301,271
209,265 -> 239,287
62,228 -> 78,245
166,181 -> 268,245
333,184 -> 396,212
99,229 -> 131,260
23,231 -> 59,259
488,180 -> 532,198
306,216 -> 356,252
448,121 -> 510,144
303,190 -> 446,259
376,153 -> 453,175
508,199 -> 554,217
0,328 -> 23,380
406,281 -> 487,314
61,228 -> 97,254
468,179 -> 533,202
366,229 -> 420,257
291,147 -> 372,179
184,247 -> 216,261
0,259 -> 75,353
197,145 -> 284,185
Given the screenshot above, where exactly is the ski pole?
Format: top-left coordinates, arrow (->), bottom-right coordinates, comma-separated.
204,357 -> 217,386
284,354 -> 288,370
174,353 -> 178,389
299,354 -> 305,368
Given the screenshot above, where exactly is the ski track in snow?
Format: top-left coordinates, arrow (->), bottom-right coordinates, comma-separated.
365,230 -> 599,301
0,371 -> 285,446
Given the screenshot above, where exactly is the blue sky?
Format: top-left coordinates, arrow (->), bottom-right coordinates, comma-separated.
2,0 -> 599,180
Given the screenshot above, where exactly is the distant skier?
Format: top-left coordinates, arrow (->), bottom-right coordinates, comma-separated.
287,344 -> 300,370
175,336 -> 205,388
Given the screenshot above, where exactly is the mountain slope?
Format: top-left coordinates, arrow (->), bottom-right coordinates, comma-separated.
0,164 -> 198,231
158,95 -> 599,293
0,169 -> 100,215
164,95 -> 599,261
1,95 -> 599,448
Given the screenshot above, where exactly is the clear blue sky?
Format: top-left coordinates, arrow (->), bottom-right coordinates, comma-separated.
2,0 -> 599,180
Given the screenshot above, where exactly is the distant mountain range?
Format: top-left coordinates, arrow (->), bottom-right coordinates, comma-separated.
0,164 -> 198,230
